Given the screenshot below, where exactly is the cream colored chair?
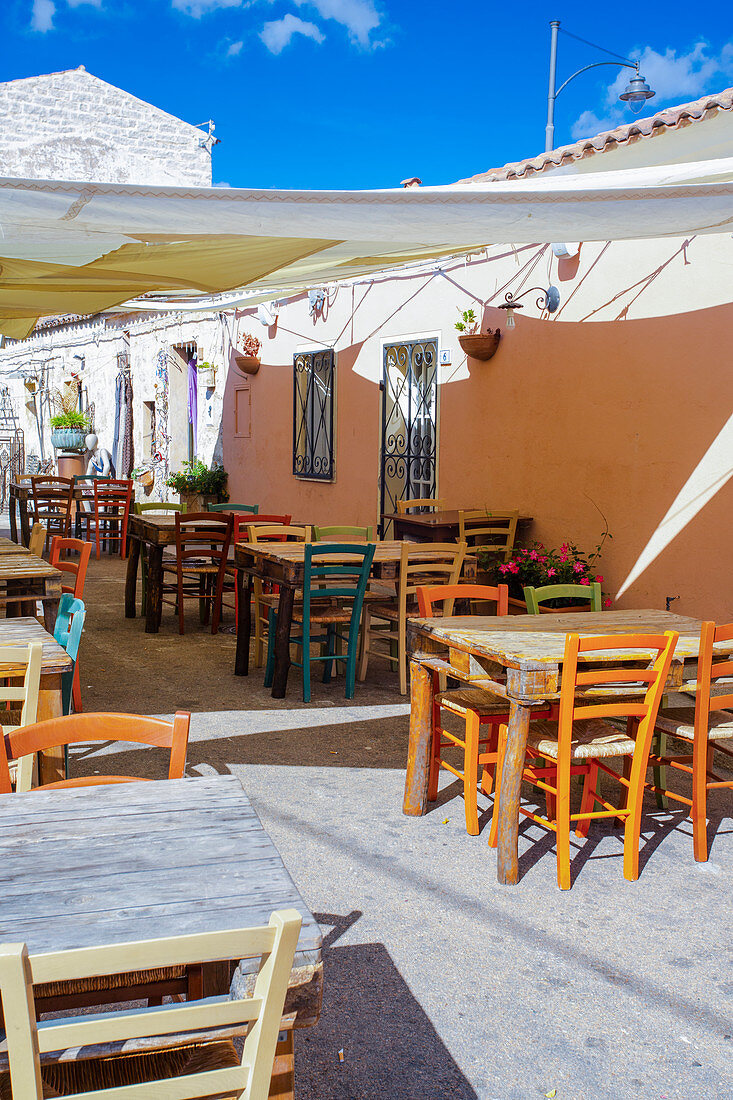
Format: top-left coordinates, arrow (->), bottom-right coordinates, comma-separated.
247,524 -> 311,668
28,522 -> 47,558
0,642 -> 42,791
0,909 -> 301,1100
458,509 -> 519,564
396,497 -> 445,514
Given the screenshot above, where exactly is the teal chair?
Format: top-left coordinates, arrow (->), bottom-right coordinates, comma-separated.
134,502 -> 184,615
523,582 -> 603,614
53,594 -> 86,717
313,525 -> 374,541
207,503 -> 259,514
264,543 -> 375,703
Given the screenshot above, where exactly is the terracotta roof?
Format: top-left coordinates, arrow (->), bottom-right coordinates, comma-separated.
460,86 -> 733,183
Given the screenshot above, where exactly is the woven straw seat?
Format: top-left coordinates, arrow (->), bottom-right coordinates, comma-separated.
654,706 -> 733,740
527,717 -> 636,760
34,965 -> 187,1000
0,1041 -> 240,1100
435,687 -> 509,718
366,600 -> 418,622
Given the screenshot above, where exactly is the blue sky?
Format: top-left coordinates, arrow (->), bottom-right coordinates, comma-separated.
2,0 -> 732,188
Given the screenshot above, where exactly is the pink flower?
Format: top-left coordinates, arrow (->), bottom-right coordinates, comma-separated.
595,574 -> 604,582
603,597 -> 612,609
498,563 -> 508,574
560,542 -> 569,553
508,562 -> 519,574
547,567 -> 556,577
573,561 -> 585,574
559,551 -> 569,562
579,578 -> 590,586
529,549 -> 538,560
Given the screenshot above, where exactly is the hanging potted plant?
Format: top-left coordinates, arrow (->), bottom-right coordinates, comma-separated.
234,333 -> 262,375
455,309 -> 501,361
166,460 -> 229,513
198,360 -> 217,389
50,389 -> 90,452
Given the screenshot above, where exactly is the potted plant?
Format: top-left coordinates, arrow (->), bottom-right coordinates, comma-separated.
166,460 -> 228,513
479,530 -> 613,610
455,309 -> 501,361
50,389 -> 90,452
132,464 -> 155,490
197,361 -> 217,389
234,333 -> 262,375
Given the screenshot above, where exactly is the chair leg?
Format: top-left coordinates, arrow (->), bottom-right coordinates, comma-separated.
622,718 -> 657,882
555,755 -> 572,890
264,609 -> 276,688
691,739 -> 712,862
652,729 -> 669,810
480,724 -> 499,796
357,608 -> 370,681
488,723 -> 508,849
427,688 -> 442,803
463,710 -> 480,836
322,626 -> 336,684
302,622 -> 311,704
177,577 -> 186,635
398,615 -> 407,696
199,575 -> 208,624
575,762 -> 597,838
71,662 -> 82,713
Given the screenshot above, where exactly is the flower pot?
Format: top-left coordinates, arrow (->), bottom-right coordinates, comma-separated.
458,331 -> 501,362
180,491 -> 219,514
137,470 -> 154,488
199,366 -> 217,389
51,427 -> 86,452
234,354 -> 260,376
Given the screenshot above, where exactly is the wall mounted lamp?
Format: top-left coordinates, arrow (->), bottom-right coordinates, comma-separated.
497,285 -> 561,329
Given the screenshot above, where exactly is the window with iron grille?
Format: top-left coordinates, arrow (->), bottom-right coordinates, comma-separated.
293,349 -> 335,480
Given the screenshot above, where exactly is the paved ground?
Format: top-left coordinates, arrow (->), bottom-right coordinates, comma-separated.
40,552 -> 733,1098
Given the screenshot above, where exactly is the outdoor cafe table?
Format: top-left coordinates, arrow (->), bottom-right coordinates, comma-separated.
404,609 -> 715,886
235,540 -> 478,698
382,508 -> 533,543
9,478 -> 99,547
0,551 -> 63,632
0,616 -> 71,784
0,774 -> 322,1097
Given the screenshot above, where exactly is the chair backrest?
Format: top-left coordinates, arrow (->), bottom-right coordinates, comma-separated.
458,509 -> 519,562
303,543 -> 375,635
398,543 -> 466,618
49,536 -> 92,598
524,583 -> 603,615
417,582 -> 509,618
232,515 -> 292,543
313,525 -> 374,542
134,501 -> 184,514
691,621 -> 733,737
28,522 -> 46,558
94,478 -> 133,517
396,497 -> 445,515
0,711 -> 191,794
54,594 -> 86,663
30,476 -> 74,533
0,642 -> 43,792
247,524 -> 310,543
0,908 -> 302,1100
174,512 -> 233,571
557,631 -> 678,762
207,502 -> 259,514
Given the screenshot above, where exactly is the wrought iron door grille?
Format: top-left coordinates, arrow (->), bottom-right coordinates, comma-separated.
379,339 -> 438,536
293,349 -> 335,480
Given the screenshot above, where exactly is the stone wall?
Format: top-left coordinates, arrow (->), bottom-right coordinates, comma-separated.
0,68 -> 212,186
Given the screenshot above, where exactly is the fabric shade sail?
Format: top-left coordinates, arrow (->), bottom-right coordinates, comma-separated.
1,156 -> 732,339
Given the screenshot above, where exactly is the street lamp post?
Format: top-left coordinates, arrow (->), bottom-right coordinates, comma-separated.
545,20 -> 655,152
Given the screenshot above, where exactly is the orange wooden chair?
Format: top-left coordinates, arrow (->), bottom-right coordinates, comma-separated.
161,512 -> 233,634
488,630 -> 678,889
79,478 -> 133,559
0,711 -> 190,793
49,536 -> 92,713
647,620 -> 733,861
417,583 -> 552,835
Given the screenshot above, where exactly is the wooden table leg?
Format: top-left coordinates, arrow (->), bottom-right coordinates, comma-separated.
271,584 -> 295,698
9,496 -> 18,544
402,657 -> 434,816
269,1027 -> 294,1100
496,698 -> 531,885
37,673 -> 65,785
145,545 -> 163,634
235,569 -> 252,676
43,597 -> 60,634
19,499 -> 31,547
125,537 -> 141,618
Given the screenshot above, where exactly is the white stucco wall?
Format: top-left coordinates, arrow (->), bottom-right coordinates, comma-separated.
0,68 -> 212,186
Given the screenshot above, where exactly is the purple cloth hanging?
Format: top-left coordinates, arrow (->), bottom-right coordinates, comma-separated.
187,357 -> 198,457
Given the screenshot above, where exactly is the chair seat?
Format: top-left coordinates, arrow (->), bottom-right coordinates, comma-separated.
0,1040 -> 240,1099
367,601 -> 419,622
162,560 -> 220,574
527,718 -> 636,760
35,965 -> 186,999
435,687 -> 509,718
655,706 -> 733,741
291,599 -> 355,625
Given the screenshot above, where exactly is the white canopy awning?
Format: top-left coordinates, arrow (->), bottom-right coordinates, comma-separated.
1,156 -> 732,339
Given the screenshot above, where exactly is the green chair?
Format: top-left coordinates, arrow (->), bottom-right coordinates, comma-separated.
523,582 -> 603,614
206,503 -> 259,514
53,594 -> 86,718
134,502 -> 184,615
313,525 -> 374,541
264,543 -> 375,703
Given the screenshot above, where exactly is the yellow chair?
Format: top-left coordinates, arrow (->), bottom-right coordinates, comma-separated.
396,497 -> 446,514
458,509 -> 519,563
0,642 -> 42,791
246,524 -> 311,668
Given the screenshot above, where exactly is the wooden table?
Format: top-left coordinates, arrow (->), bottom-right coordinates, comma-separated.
9,479 -> 94,547
0,537 -> 30,555
0,616 -> 71,784
404,609 -> 713,886
0,553 -> 62,631
0,774 -> 322,1096
382,508 -> 533,543
235,540 -> 477,697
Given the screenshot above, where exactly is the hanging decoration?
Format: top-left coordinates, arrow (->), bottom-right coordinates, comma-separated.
152,347 -> 171,499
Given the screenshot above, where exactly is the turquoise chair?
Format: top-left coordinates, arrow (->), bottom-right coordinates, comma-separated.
206,503 -> 259,514
264,543 -> 375,703
53,594 -> 86,717
134,502 -> 184,615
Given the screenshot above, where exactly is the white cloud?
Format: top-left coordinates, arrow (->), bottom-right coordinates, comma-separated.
66,0 -> 103,7
172,0 -> 244,16
260,13 -> 324,54
226,38 -> 243,55
571,40 -> 733,141
293,0 -> 380,47
31,0 -> 56,31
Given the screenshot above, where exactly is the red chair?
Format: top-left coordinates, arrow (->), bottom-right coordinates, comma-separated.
232,513 -> 292,543
79,479 -> 133,560
49,536 -> 92,713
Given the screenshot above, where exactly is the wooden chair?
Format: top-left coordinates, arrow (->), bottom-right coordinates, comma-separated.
647,620 -> 733,861
28,522 -> 46,559
49,536 -> 92,598
30,476 -> 74,549
488,630 -> 678,889
73,473 -> 111,535
458,509 -> 518,563
233,513 -> 292,543
314,524 -> 374,541
0,642 -> 42,791
524,582 -> 603,614
246,524 -> 310,668
207,502 -> 259,514
79,478 -> 133,560
264,543 -> 375,703
0,908 -> 301,1100
396,497 -> 446,514
358,542 -> 466,695
53,594 -> 86,716
0,710 -> 191,794
134,502 -> 184,615
161,513 -> 233,635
